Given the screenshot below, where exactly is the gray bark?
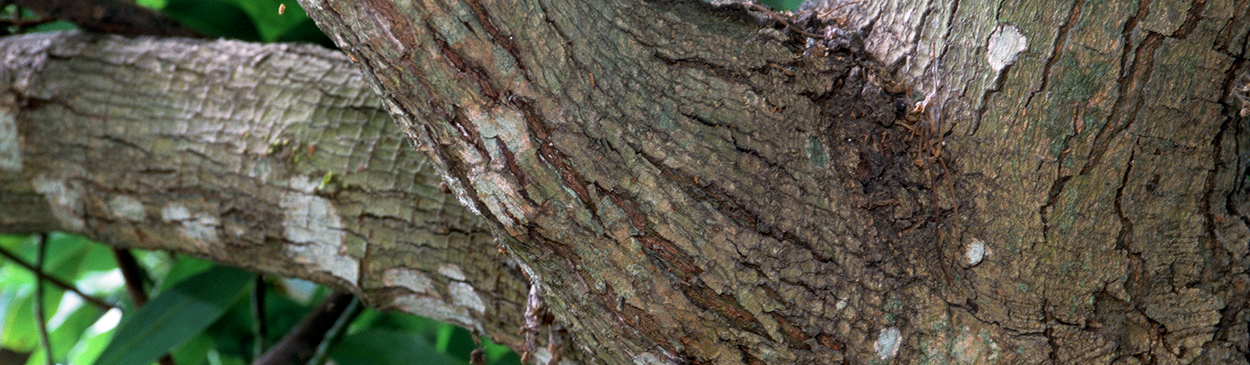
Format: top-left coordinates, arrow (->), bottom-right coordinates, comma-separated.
0,31 -> 535,357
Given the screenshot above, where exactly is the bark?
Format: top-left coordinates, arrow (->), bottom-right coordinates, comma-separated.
295,0 -> 1250,363
0,0 -> 1245,363
0,31 -> 533,356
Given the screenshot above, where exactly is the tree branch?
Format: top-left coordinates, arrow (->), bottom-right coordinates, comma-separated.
34,234 -> 54,365
252,292 -> 358,365
0,243 -> 117,310
12,0 -> 204,38
0,31 -> 532,357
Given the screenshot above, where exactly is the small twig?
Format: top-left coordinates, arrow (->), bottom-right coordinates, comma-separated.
109,248 -> 176,365
11,0 -> 205,37
34,234 -> 54,365
112,248 -> 149,306
0,243 -> 117,310
252,275 -> 268,360
305,296 -> 361,365
252,292 -> 358,365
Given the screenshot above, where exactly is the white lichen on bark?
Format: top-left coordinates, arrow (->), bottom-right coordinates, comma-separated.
160,203 -> 221,248
32,176 -> 85,231
0,111 -> 19,171
281,175 -> 357,285
108,195 -> 147,222
985,24 -> 1027,72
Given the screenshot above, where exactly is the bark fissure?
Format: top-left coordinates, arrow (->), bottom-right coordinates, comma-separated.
631,142 -> 834,262
1080,32 -> 1161,175
462,0 -> 527,71
507,95 -> 595,211
430,27 -> 502,101
1021,0 -> 1084,112
1113,147 -> 1138,252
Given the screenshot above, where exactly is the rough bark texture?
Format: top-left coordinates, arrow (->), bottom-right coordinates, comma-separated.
0,0 -> 1246,363
0,31 -> 535,357
295,0 -> 1250,363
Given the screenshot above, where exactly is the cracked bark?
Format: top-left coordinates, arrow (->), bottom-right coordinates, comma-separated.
1,0 -> 1248,363
0,31 -> 532,358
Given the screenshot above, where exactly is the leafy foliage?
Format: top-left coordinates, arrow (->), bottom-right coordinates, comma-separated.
1,234 -> 522,365
158,0 -> 334,47
93,266 -> 251,365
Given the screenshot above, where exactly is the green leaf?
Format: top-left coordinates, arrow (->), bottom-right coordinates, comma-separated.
91,266 -> 251,365
228,0 -> 306,42
77,244 -> 121,274
0,233 -> 33,251
154,255 -> 215,294
135,0 -> 167,10
69,325 -> 114,365
482,339 -> 521,365
48,305 -> 105,359
331,328 -> 463,365
759,0 -> 805,10
1,283 -> 63,352
170,334 -> 212,365
161,0 -> 261,41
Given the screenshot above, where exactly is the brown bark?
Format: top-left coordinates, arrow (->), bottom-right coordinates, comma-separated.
0,0 -> 1246,362
295,0 -> 1250,363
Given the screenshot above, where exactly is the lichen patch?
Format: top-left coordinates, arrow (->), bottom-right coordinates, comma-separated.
32,176 -> 85,231
438,263 -> 467,281
382,268 -> 436,294
392,295 -> 481,332
875,327 -> 902,360
281,176 -> 357,285
448,281 -> 486,314
109,195 -> 146,222
986,24 -> 1027,72
966,239 -> 986,266
0,111 -> 20,172
160,203 -> 220,247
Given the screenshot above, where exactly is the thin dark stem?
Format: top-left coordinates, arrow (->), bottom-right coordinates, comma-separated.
34,234 -> 54,365
11,0 -> 204,37
0,244 -> 117,310
305,296 -> 361,365
108,248 -> 175,365
252,275 -> 268,360
251,292 -> 357,365
112,248 -> 149,306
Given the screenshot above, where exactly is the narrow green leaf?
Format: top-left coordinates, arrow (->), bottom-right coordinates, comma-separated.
69,326 -> 114,365
331,328 -> 463,365
1,284 -> 62,352
435,323 -> 453,353
170,334 -> 213,365
0,233 -> 34,251
161,0 -> 260,41
48,305 -> 104,359
154,256 -> 215,294
91,266 -> 251,365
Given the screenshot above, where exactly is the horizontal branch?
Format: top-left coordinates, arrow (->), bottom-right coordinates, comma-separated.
0,31 -> 535,355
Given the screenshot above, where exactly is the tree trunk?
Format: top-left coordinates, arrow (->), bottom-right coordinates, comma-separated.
3,0 -> 1249,362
